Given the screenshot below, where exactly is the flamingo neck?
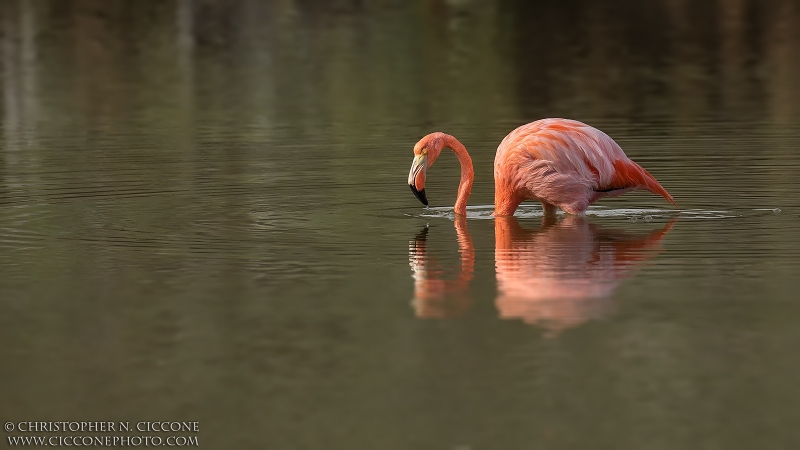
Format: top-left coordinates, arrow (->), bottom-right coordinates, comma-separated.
441,135 -> 474,216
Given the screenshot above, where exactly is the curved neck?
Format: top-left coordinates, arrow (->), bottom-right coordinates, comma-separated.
440,135 -> 474,216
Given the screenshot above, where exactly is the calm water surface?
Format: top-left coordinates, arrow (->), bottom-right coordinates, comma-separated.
1,1 -> 800,448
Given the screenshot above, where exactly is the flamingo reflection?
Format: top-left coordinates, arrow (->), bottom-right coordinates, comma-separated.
409,215 -> 674,331
495,216 -> 674,333
409,216 -> 474,318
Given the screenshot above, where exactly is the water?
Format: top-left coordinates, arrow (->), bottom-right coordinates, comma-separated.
1,0 -> 799,448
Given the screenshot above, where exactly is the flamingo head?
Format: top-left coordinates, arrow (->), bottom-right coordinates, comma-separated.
408,133 -> 446,206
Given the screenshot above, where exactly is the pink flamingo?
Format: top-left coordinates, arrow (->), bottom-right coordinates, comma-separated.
408,118 -> 677,215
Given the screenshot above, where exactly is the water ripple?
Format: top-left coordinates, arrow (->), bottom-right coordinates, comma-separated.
409,205 -> 782,221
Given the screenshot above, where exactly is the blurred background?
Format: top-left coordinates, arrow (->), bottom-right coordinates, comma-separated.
3,0 -> 798,135
1,1 -> 799,449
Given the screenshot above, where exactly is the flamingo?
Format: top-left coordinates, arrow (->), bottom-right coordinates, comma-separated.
408,118 -> 678,215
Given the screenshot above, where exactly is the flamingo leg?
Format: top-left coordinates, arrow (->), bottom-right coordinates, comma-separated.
542,202 -> 559,216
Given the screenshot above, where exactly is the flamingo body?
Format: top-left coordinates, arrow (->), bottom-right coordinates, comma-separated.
409,118 -> 677,215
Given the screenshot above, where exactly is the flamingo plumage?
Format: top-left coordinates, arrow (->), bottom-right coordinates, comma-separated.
408,118 -> 678,215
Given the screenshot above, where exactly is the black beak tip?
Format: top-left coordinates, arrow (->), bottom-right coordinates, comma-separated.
409,184 -> 428,206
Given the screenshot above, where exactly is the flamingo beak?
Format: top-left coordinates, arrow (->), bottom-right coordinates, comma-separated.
408,153 -> 428,206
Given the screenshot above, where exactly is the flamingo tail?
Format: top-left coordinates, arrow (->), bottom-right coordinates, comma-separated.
610,160 -> 678,209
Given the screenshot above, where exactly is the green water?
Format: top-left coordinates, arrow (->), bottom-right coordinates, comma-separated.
1,1 -> 800,448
